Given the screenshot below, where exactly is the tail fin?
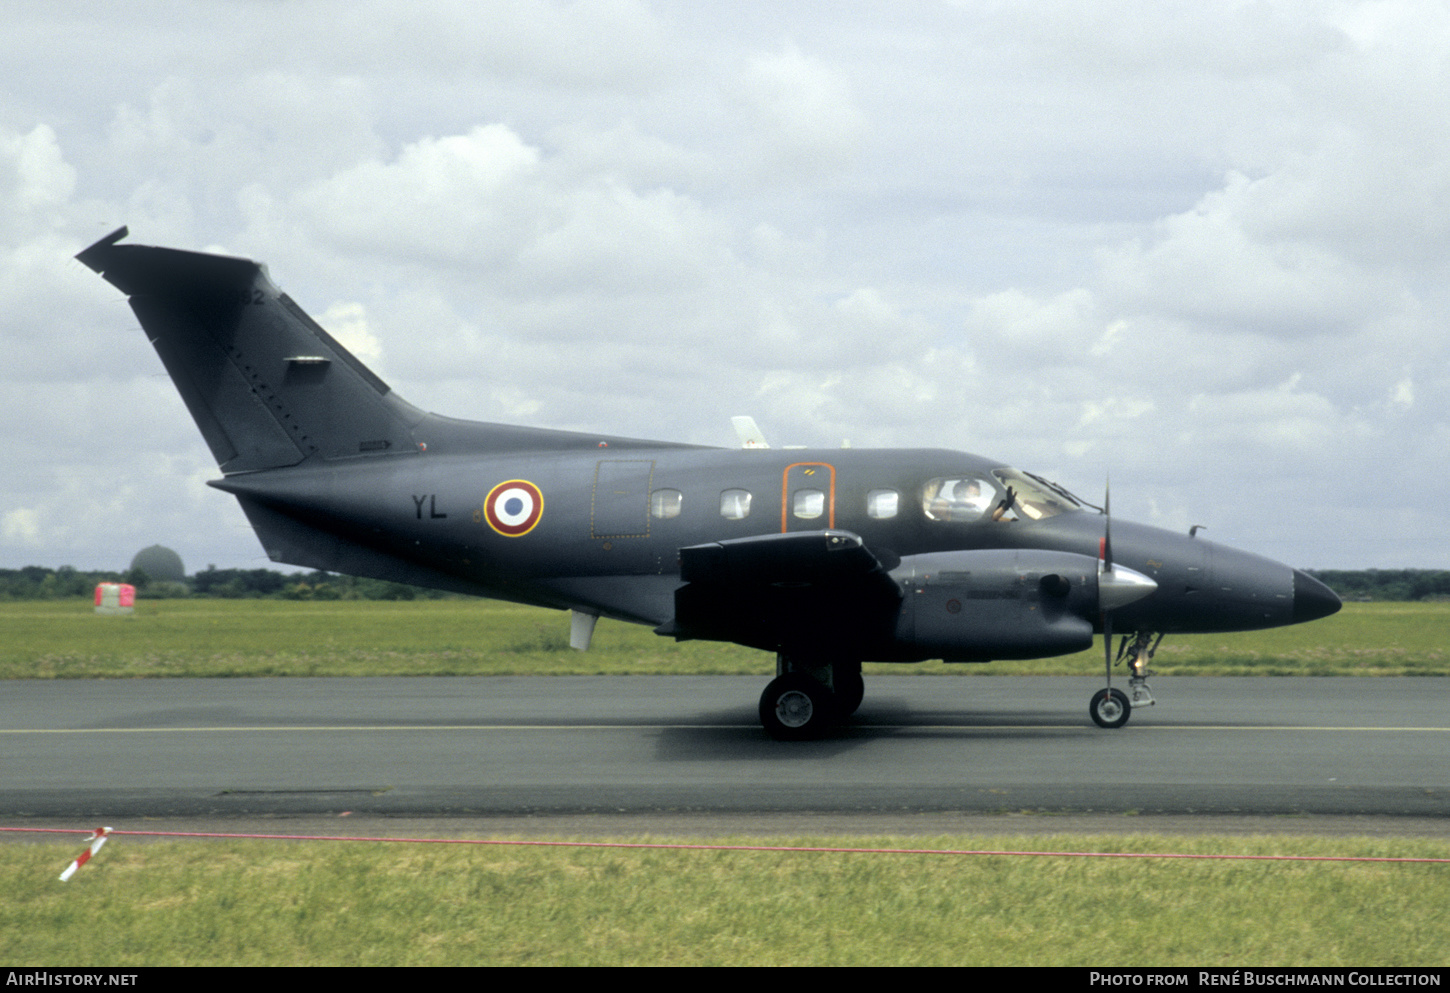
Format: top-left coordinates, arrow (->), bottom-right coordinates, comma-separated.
78,227 -> 423,474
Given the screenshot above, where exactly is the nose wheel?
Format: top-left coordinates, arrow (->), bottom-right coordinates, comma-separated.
1090,630 -> 1161,729
1089,687 -> 1131,728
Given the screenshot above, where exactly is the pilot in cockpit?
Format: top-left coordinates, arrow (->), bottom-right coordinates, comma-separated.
926,477 -> 993,521
955,478 -> 991,514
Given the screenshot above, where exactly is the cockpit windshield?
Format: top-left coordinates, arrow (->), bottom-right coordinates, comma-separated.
991,469 -> 1084,521
921,469 -> 1085,524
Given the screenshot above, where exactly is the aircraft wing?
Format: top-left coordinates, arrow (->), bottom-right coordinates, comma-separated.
664,530 -> 903,657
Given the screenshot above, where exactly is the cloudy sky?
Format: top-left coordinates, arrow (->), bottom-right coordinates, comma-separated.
3,0 -> 1447,574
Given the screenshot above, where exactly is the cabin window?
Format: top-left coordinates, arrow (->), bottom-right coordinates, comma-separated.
922,477 -> 996,522
650,489 -> 683,519
720,489 -> 752,520
866,489 -> 899,519
793,488 -> 825,520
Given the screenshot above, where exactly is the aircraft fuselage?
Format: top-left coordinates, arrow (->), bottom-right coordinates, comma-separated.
210,441 -> 1333,649
77,227 -> 1341,736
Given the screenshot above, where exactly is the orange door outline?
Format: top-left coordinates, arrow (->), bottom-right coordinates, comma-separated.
781,462 -> 836,532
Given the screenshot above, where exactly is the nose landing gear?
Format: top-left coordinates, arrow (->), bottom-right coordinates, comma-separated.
1090,631 -> 1162,729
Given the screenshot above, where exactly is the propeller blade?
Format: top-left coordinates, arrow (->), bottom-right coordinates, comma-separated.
1101,475 -> 1114,687
1096,476 -> 1156,613
1095,477 -> 1154,689
1102,476 -> 1113,574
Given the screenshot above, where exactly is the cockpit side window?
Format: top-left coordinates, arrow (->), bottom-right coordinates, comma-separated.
921,477 -> 997,522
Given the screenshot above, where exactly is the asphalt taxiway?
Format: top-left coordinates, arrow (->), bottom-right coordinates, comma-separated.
3,676 -> 1448,831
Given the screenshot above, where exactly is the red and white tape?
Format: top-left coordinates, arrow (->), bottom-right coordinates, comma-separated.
59,826 -> 112,882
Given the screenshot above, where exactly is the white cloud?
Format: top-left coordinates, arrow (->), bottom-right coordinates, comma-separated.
738,45 -> 866,180
1096,173 -> 1394,337
293,123 -> 732,303
3,124 -> 75,211
319,301 -> 386,372
1391,374 -> 1414,408
299,125 -> 542,264
964,288 -> 1098,355
4,1 -> 1450,569
2,507 -> 42,547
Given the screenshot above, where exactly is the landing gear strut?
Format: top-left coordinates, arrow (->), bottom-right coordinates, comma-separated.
1090,631 -> 1162,729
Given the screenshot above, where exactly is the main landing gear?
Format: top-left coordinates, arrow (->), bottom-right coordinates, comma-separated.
759,657 -> 863,741
1089,631 -> 1162,729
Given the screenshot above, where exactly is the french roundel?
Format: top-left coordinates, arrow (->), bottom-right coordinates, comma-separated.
484,479 -> 544,537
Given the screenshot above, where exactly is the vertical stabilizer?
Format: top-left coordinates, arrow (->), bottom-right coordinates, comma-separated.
78,227 -> 422,474
731,415 -> 770,449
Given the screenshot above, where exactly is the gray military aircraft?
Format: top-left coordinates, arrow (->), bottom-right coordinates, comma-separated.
78,227 -> 1342,739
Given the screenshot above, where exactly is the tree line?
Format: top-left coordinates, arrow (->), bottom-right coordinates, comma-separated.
0,565 -> 449,601
1303,569 -> 1450,603
2,564 -> 1448,603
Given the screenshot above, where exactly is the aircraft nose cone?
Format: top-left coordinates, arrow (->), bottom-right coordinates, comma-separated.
1292,569 -> 1341,623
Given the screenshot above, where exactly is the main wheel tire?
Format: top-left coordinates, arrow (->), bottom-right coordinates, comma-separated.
1089,687 -> 1131,729
833,669 -> 865,718
760,674 -> 834,741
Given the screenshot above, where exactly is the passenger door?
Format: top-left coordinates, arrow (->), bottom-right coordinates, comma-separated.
781,462 -> 835,532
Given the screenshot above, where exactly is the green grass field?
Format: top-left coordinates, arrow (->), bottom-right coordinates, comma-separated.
0,598 -> 1444,679
4,833 -> 1448,966
5,598 -> 1447,966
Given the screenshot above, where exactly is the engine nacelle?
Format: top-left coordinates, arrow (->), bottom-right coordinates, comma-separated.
890,548 -> 1101,661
